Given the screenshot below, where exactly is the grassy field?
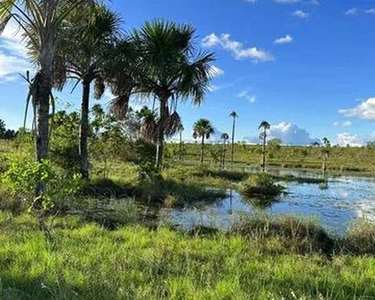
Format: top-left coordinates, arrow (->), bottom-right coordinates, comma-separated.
166,143 -> 375,173
1,212 -> 375,300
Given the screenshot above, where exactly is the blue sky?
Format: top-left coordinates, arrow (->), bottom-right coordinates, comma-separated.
1,0 -> 375,145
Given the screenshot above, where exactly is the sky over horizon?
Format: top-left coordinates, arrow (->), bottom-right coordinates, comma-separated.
1,0 -> 375,146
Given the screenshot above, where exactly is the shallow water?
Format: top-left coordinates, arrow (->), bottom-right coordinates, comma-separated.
161,172 -> 375,236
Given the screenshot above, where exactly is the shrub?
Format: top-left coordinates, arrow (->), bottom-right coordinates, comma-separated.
241,173 -> 284,199
342,218 -> 375,255
231,214 -> 334,254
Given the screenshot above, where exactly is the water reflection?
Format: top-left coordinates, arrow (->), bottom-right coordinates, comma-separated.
162,172 -> 375,236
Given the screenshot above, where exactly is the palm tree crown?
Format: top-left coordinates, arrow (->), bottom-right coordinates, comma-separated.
193,119 -> 215,140
221,133 -> 229,141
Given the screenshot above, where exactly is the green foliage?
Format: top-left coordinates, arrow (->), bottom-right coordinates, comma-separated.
1,158 -> 81,212
343,219 -> 375,255
241,173 -> 284,199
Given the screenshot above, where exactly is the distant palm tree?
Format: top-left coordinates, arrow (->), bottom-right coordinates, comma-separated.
321,137 -> 331,173
258,121 -> 271,172
221,133 -> 229,169
131,20 -> 215,169
193,119 -> 215,164
230,111 -> 238,165
178,123 -> 184,161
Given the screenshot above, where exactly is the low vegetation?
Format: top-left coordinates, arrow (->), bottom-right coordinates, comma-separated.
241,174 -> 285,199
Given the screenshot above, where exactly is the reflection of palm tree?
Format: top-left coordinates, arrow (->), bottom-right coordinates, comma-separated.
221,133 -> 229,169
193,119 -> 215,164
230,111 -> 238,165
258,121 -> 271,172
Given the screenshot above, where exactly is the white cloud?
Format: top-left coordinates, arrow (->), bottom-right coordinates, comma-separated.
292,10 -> 309,19
237,91 -> 256,103
275,0 -> 300,3
202,33 -> 274,62
244,122 -> 319,145
245,0 -> 257,3
274,34 -> 293,45
365,8 -> 375,15
344,8 -> 358,16
339,98 -> 375,121
333,121 -> 352,127
335,133 -> 374,147
0,19 -> 30,83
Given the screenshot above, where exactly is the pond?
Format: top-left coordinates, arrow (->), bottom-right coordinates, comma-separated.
160,171 -> 375,236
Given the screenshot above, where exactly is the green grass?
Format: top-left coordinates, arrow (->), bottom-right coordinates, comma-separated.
0,212 -> 375,299
166,143 -> 375,173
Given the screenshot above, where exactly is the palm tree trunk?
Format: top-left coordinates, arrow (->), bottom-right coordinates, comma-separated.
80,80 -> 91,180
262,129 -> 266,172
231,117 -> 236,165
201,136 -> 205,164
34,70 -> 52,195
179,131 -> 183,161
156,97 -> 168,169
222,140 -> 226,169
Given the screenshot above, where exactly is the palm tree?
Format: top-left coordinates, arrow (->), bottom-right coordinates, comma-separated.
321,137 -> 331,173
0,0 -> 96,192
56,5 -> 121,179
221,133 -> 229,169
230,111 -> 238,165
178,123 -> 184,161
132,20 -> 215,169
258,121 -> 271,172
193,119 -> 214,164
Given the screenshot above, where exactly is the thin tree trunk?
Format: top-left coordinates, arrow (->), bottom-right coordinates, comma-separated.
231,118 -> 236,165
80,80 -> 91,180
156,97 -> 168,169
200,136 -> 205,164
34,70 -> 52,195
179,131 -> 183,161
222,140 -> 226,169
262,129 -> 266,172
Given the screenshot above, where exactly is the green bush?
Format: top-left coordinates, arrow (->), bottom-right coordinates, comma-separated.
231,214 -> 334,254
342,219 -> 375,255
241,173 -> 284,199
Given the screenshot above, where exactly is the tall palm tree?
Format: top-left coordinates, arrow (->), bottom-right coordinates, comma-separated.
230,111 -> 238,165
132,20 -> 215,169
321,137 -> 330,173
193,119 -> 214,164
221,133 -> 229,169
0,0 -> 96,192
258,121 -> 271,172
56,5 -> 121,179
178,123 -> 184,161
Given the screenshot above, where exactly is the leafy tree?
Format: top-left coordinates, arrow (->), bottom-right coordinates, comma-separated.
193,119 -> 215,164
56,4 -> 121,179
258,121 -> 271,172
0,119 -> 5,137
230,111 -> 238,165
132,20 -> 215,169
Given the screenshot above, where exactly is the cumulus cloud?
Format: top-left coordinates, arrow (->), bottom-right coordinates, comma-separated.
333,121 -> 352,127
202,33 -> 274,62
365,8 -> 375,15
335,133 -> 375,147
339,98 -> 375,121
292,10 -> 309,19
344,8 -> 358,16
274,34 -> 293,45
237,91 -> 256,103
0,20 -> 30,83
244,122 -> 319,145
